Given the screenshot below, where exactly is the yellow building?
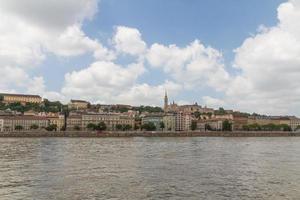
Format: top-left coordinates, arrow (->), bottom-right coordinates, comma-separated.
0,119 -> 3,132
0,93 -> 42,105
82,113 -> 135,131
0,116 -> 48,132
163,114 -> 176,131
48,115 -> 65,131
68,100 -> 90,110
66,115 -> 82,130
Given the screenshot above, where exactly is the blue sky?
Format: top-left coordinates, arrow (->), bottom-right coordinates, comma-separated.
36,0 -> 284,92
2,0 -> 300,115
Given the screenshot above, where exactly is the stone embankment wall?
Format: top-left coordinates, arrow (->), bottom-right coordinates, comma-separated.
0,131 -> 299,137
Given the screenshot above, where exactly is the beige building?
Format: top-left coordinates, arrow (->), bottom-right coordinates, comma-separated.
68,100 -> 90,110
0,116 -> 48,132
0,93 -> 42,105
0,119 -> 3,132
48,115 -> 65,131
196,119 -> 223,131
66,115 -> 82,130
163,114 -> 176,131
289,117 -> 300,131
175,112 -> 192,131
82,113 -> 135,131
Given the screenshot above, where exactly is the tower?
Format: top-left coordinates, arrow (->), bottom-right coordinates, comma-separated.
164,90 -> 168,112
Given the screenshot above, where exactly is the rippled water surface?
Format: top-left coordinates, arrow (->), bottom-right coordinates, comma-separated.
1,137 -> 300,200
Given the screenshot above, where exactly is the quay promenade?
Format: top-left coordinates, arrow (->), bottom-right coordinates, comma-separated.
0,131 -> 299,137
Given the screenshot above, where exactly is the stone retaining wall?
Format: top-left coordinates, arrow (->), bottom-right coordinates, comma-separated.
0,131 -> 299,137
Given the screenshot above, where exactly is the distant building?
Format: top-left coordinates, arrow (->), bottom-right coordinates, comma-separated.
163,114 -> 176,131
0,119 -> 3,132
163,91 -> 213,114
290,117 -> 300,131
142,114 -> 164,130
68,100 -> 90,110
47,115 -> 65,131
82,113 -> 135,131
196,119 -> 224,131
0,93 -> 42,105
0,115 -> 48,132
66,115 -> 82,131
175,112 -> 192,131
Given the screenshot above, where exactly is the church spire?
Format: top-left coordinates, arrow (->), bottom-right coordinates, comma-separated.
164,90 -> 168,112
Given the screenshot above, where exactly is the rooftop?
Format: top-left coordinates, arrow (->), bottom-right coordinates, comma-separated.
0,93 -> 42,98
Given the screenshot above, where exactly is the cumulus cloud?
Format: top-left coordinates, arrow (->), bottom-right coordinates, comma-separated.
61,59 -> 183,105
0,0 -> 109,99
113,26 -> 147,56
147,40 -> 230,90
221,0 -> 300,115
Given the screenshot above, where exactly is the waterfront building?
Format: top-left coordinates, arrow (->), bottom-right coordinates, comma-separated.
175,112 -> 192,131
196,119 -> 223,131
0,119 -> 3,132
163,92 -> 213,114
68,100 -> 90,110
232,116 -> 248,131
82,113 -> 135,131
142,114 -> 164,130
289,117 -> 300,131
0,116 -> 48,132
0,93 -> 42,105
48,115 -> 65,131
66,115 -> 82,130
163,114 -> 176,131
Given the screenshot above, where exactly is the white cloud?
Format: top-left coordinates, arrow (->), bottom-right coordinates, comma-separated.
60,60 -> 183,105
147,40 -> 230,91
113,26 -> 147,56
223,0 -> 300,115
202,96 -> 226,109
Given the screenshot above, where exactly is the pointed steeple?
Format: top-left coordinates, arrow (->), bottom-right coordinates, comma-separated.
164,90 -> 168,112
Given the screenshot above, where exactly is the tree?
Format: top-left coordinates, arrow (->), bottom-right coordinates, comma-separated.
30,124 -> 39,130
45,124 -> 57,131
74,125 -> 81,131
222,120 -> 232,131
242,125 -> 250,131
191,121 -> 197,131
141,122 -> 156,131
205,123 -> 212,131
123,124 -> 132,131
160,121 -> 165,130
193,111 -> 201,119
96,122 -> 107,131
280,124 -> 292,132
116,124 -> 123,131
215,107 -> 226,115
0,95 -> 3,102
15,125 -> 23,131
87,123 -> 97,130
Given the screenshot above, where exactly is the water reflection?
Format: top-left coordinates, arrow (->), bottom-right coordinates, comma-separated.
0,137 -> 300,199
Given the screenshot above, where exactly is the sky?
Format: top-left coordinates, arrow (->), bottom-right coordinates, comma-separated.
1,0 -> 300,116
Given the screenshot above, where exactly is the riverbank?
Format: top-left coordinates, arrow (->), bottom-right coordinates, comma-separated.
0,131 -> 299,137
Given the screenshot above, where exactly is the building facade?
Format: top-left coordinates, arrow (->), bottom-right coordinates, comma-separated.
0,119 -> 3,132
0,93 -> 42,105
0,116 -> 48,132
175,112 -> 192,131
48,115 -> 65,131
163,114 -> 176,131
142,114 -> 163,130
82,113 -> 134,131
196,119 -> 223,131
68,100 -> 90,110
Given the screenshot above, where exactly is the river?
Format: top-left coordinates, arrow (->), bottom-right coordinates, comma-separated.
0,137 -> 300,199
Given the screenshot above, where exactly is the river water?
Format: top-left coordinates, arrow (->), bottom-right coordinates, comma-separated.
0,137 -> 300,200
